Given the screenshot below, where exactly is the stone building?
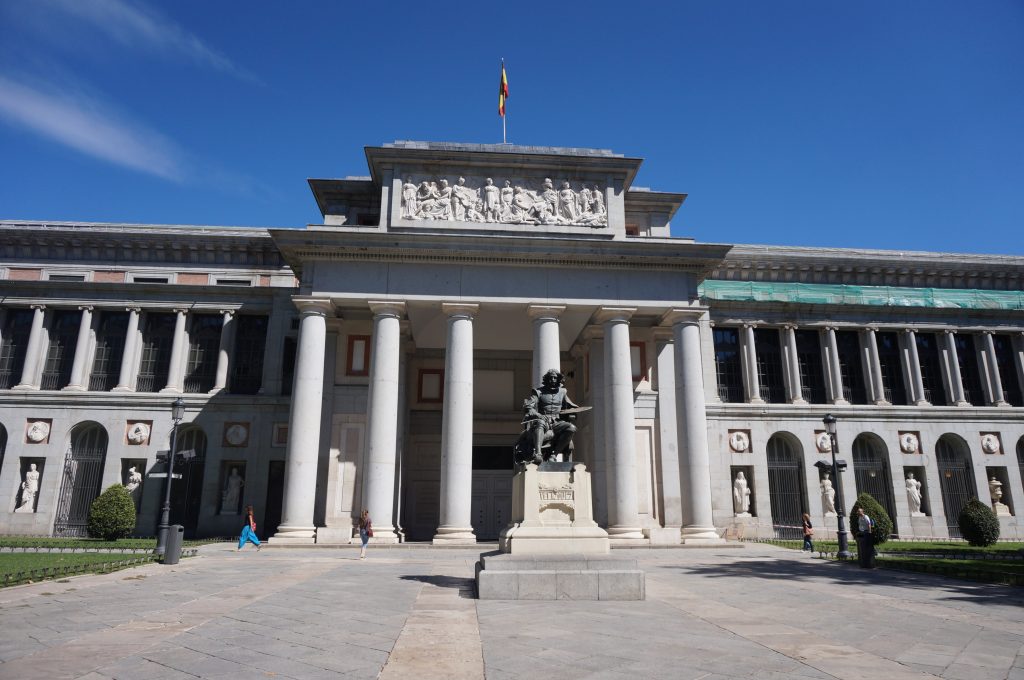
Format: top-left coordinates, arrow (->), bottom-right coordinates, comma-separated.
0,141 -> 1021,543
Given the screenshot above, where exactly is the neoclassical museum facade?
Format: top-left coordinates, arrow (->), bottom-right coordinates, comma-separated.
0,141 -> 1022,543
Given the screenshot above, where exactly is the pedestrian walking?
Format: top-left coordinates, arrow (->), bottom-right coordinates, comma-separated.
802,513 -> 814,552
238,504 -> 261,551
855,507 -> 874,568
358,509 -> 372,559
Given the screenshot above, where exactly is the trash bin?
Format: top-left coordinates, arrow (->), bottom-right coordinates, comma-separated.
163,524 -> 184,565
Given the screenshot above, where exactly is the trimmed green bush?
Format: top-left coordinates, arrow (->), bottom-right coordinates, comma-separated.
87,485 -> 137,541
958,499 -> 1000,547
849,492 -> 893,545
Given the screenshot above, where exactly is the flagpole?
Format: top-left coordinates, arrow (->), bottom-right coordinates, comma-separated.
501,57 -> 506,144
503,114 -> 506,145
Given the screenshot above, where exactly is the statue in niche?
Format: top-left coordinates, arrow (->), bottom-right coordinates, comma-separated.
401,179 -> 419,219
733,471 -> 751,516
482,178 -> 501,222
500,180 -> 514,221
15,464 -> 40,513
989,476 -> 1011,515
820,472 -> 836,516
557,181 -> 578,222
124,466 -> 143,502
905,473 -> 924,516
512,369 -> 586,465
221,467 -> 244,514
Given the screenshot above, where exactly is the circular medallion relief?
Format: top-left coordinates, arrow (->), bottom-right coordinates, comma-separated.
728,431 -> 749,453
815,432 -> 833,453
127,422 -> 150,444
26,421 -> 50,443
899,432 -> 919,454
225,424 -> 249,447
981,434 -> 1001,454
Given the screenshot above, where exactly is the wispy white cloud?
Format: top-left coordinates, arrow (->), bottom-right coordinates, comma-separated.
0,75 -> 184,181
33,0 -> 260,84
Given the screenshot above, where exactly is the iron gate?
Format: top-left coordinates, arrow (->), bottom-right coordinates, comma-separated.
852,436 -> 897,535
767,435 -> 805,539
53,425 -> 108,536
937,435 -> 975,539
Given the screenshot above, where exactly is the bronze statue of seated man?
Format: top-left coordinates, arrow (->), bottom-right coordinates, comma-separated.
513,369 -> 581,465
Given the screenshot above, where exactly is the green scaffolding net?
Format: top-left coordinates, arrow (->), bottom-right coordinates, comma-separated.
699,280 -> 1024,311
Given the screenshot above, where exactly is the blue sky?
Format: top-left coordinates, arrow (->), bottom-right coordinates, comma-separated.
1,1 -> 1022,254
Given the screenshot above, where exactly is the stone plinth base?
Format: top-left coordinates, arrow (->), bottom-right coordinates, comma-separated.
476,552 -> 645,601
645,527 -> 681,545
499,462 -> 609,554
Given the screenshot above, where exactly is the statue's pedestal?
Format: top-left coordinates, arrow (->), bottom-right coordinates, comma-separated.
478,462 -> 643,600
994,502 -> 1012,517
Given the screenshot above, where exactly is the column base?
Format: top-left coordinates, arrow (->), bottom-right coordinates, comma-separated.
789,398 -> 808,405
681,525 -> 725,544
159,387 -> 183,394
432,526 -> 476,544
832,398 -> 850,406
914,399 -> 931,406
269,525 -> 317,544
11,384 -> 38,391
645,526 -> 682,545
873,399 -> 891,406
607,526 -> 645,541
748,397 -> 765,404
62,384 -> 86,392
954,400 -> 971,407
111,386 -> 135,393
995,401 -> 1011,407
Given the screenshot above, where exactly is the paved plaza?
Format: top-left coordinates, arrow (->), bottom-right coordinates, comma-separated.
0,543 -> 1022,680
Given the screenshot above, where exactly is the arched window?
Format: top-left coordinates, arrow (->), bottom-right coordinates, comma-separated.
1017,437 -> 1024,493
936,434 -> 976,538
170,427 -> 208,538
852,434 -> 897,534
54,423 -> 108,536
0,424 -> 7,474
766,433 -> 806,538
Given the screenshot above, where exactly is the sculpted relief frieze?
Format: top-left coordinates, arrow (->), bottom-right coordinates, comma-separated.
399,176 -> 608,227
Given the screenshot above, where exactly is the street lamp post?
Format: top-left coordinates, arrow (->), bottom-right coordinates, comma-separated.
823,413 -> 852,559
156,398 -> 186,556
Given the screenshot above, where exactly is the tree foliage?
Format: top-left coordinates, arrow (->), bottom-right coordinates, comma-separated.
958,498 -> 1000,547
849,492 -> 893,545
88,485 -> 137,541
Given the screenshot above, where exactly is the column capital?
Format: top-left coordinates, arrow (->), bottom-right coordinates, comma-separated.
30,304 -> 45,311
441,302 -> 478,319
660,308 -> 703,327
219,308 -> 237,318
982,330 -> 994,336
293,297 -> 334,317
173,307 -> 190,315
527,304 -> 566,321
368,300 -> 406,318
125,306 -> 141,314
594,306 -> 636,324
741,322 -> 756,330
904,328 -> 916,335
942,328 -> 955,336
77,305 -> 94,312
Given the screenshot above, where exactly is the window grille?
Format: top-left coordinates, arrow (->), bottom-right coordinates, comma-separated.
795,330 -> 826,403
915,333 -> 947,406
766,435 -> 806,536
230,315 -> 268,394
936,435 -> 976,538
876,332 -> 908,405
954,334 -> 983,405
992,334 -> 1023,406
754,328 -> 785,404
712,328 -> 744,403
40,310 -> 80,390
136,313 -> 175,392
0,309 -> 33,389
89,312 -> 128,391
184,314 -> 220,393
835,331 -> 868,404
852,435 -> 897,534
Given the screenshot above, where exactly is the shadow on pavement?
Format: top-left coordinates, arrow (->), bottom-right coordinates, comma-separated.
399,574 -> 476,598
658,557 -> 1024,608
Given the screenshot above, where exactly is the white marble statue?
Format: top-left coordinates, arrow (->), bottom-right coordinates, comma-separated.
401,179 -> 418,218
905,473 -> 924,516
482,178 -> 501,222
499,180 -> 514,220
15,464 -> 40,513
990,476 -> 1011,516
221,467 -> 243,514
124,466 -> 143,502
557,181 -> 578,222
820,472 -> 836,516
733,471 -> 751,517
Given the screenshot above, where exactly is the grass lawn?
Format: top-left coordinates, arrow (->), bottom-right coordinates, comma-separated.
0,552 -> 157,586
764,539 -> 1024,554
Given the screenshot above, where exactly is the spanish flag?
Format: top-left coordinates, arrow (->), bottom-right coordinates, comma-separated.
499,61 -> 509,117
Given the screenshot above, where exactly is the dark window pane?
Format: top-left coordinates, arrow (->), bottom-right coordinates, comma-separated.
992,335 -> 1023,406
713,328 -> 743,402
915,333 -> 947,406
41,310 -> 80,390
89,312 -> 128,391
136,313 -> 176,392
754,328 -> 785,404
795,330 -> 826,404
836,331 -> 868,404
954,334 -> 983,406
281,337 -> 296,396
0,309 -> 34,389
230,316 -> 268,395
184,315 -> 221,393
876,332 -> 908,405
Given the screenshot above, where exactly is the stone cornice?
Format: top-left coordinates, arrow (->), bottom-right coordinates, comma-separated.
269,228 -> 731,277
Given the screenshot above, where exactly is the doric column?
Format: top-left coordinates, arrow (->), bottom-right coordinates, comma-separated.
904,329 -> 928,405
113,307 -> 141,392
863,328 -> 888,405
653,328 -> 683,537
596,307 -> 643,540
942,330 -> 969,406
528,305 -> 565,387
433,302 -> 478,544
664,309 -> 724,544
14,305 -> 46,390
824,327 -> 849,405
363,301 -> 405,542
982,331 -> 1008,406
272,298 -> 333,543
160,309 -> 188,393
212,309 -> 236,392
740,323 -> 763,403
64,306 -> 94,391
584,329 -> 609,526
782,325 -> 805,404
